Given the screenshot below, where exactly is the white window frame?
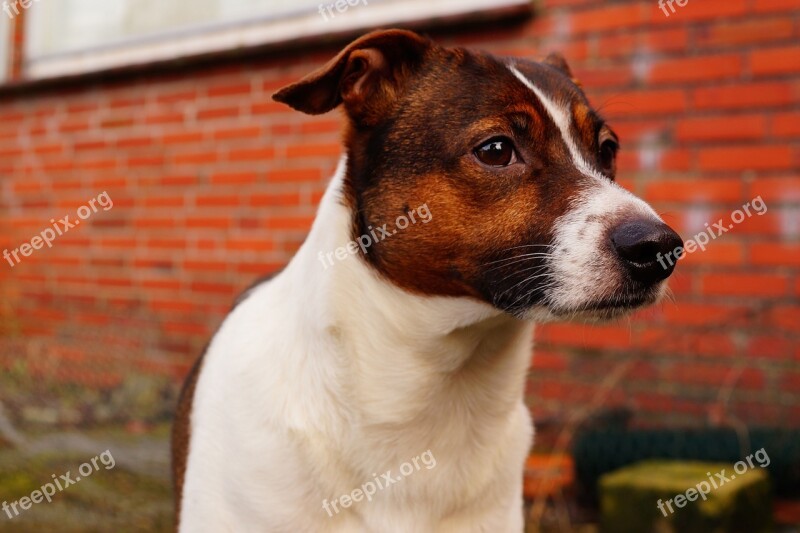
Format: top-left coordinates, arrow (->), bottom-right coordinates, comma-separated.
23,0 -> 529,80
0,13 -> 10,82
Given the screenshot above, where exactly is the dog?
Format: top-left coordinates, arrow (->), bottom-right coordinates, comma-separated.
172,29 -> 682,532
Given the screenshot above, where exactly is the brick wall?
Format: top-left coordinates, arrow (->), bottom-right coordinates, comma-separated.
0,0 -> 798,427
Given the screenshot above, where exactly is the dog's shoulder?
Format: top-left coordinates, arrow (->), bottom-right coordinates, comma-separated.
233,270 -> 282,309
171,271 -> 281,529
171,345 -> 205,530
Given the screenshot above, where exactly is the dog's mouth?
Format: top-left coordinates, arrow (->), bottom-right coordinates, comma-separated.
546,292 -> 658,321
486,263 -> 661,319
538,274 -> 671,322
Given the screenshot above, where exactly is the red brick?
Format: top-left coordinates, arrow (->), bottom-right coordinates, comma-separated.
250,192 -> 301,207
751,45 -> 800,76
116,136 -> 153,148
196,195 -> 240,207
213,126 -> 261,140
186,217 -> 230,229
143,196 -> 184,208
695,18 -> 795,47
160,175 -> 198,186
765,305 -> 800,333
156,89 -> 198,103
638,328 -> 737,357
692,82 -> 794,110
226,239 -> 274,253
109,96 -> 145,109
211,171 -> 258,185
699,146 -> 793,171
147,238 -> 185,249
662,303 -> 748,326
599,89 -> 687,117
140,278 -> 182,290
196,106 -> 240,120
645,27 -> 690,53
164,321 -> 211,336
229,147 -> 276,161
207,82 -> 252,97
33,144 -> 63,155
252,101 -> 289,115
265,216 -> 315,231
675,115 -> 766,142
666,363 -> 763,389
781,372 -> 800,392
753,0 -> 800,12
748,336 -> 791,359
571,4 -> 648,34
701,273 -> 788,296
236,261 -> 284,275
645,178 -> 744,203
530,349 -> 567,371
74,140 -> 108,151
173,151 -> 218,165
163,132 -> 204,145
654,0 -> 747,22
300,120 -> 341,134
128,155 -> 164,167
145,112 -> 183,125
732,208 -> 797,237
286,143 -> 341,158
647,55 -> 742,84
538,324 -> 633,351
190,282 -> 235,294
680,242 -> 745,267
751,243 -> 800,266
773,112 -> 800,137
184,260 -> 228,272
267,168 -> 322,182
574,66 -> 633,88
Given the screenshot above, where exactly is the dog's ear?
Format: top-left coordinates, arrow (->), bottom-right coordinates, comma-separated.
543,52 -> 582,88
273,29 -> 431,122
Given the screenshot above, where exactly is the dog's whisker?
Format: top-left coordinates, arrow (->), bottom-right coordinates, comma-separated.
497,271 -> 552,301
482,254 -> 553,270
499,244 -> 556,252
494,265 -> 549,287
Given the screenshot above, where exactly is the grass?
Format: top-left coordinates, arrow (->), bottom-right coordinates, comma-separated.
0,426 -> 173,533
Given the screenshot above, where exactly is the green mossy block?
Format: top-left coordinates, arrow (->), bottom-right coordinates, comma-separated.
600,460 -> 772,533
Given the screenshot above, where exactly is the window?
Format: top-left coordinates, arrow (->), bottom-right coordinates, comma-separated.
21,0 -> 529,80
0,12 -> 10,82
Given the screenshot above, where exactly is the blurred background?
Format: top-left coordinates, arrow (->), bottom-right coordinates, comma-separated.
0,0 -> 797,531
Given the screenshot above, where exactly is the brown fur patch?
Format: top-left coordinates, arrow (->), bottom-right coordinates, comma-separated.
338,49 -> 602,312
171,351 -> 205,531
273,30 -> 617,315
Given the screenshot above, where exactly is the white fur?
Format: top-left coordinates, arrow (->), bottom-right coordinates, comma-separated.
508,64 -> 667,318
179,158 -> 535,532
509,64 -> 606,183
543,183 -> 666,314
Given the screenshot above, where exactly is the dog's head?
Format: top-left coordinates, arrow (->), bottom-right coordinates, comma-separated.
274,29 -> 683,321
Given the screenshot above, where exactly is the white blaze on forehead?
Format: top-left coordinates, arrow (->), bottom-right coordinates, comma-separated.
508,63 -> 607,183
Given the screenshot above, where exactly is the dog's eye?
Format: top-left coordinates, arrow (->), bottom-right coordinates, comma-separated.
474,137 -> 517,167
598,129 -> 619,177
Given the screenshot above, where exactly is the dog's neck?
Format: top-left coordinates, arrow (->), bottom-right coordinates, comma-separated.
290,158 -> 533,427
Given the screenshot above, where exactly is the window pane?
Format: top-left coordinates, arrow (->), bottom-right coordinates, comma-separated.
0,12 -> 9,81
22,0 -> 526,80
27,0 -> 320,58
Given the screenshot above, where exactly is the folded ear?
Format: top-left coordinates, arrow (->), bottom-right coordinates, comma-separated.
543,52 -> 582,87
273,29 -> 431,123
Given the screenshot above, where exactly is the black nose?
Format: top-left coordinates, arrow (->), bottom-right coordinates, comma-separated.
610,220 -> 684,284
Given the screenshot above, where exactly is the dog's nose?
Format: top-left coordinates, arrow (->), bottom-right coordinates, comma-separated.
610,220 -> 684,284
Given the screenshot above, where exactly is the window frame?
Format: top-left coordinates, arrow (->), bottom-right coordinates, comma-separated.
22,0 -> 530,81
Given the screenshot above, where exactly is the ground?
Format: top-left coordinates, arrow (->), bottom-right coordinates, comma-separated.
0,425 -> 173,533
